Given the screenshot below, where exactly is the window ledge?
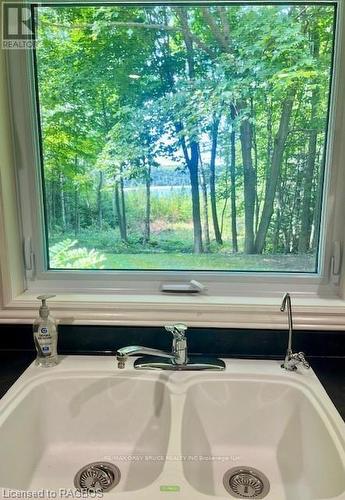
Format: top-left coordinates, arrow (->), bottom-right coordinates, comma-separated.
1,291 -> 345,330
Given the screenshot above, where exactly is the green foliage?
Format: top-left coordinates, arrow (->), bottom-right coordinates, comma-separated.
49,239 -> 106,269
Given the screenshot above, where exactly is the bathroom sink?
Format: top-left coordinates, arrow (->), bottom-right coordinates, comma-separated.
0,356 -> 344,499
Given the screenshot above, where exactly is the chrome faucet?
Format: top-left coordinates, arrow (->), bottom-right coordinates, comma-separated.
116,323 -> 225,371
116,323 -> 188,369
280,293 -> 310,371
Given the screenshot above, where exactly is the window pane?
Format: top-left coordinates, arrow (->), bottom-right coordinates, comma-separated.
34,3 -> 336,271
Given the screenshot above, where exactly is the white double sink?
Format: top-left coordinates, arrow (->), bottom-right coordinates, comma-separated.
0,356 -> 344,499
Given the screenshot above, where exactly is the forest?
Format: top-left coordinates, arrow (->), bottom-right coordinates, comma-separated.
35,3 -> 335,271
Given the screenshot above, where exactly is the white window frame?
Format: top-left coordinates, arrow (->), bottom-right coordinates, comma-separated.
1,0 -> 345,328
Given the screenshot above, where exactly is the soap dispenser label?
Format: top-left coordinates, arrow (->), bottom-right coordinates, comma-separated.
37,326 -> 52,355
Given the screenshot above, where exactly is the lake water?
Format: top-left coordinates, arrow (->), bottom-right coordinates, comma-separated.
124,185 -> 191,197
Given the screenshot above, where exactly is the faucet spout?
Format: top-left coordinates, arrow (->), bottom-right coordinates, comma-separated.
280,293 -> 310,372
116,346 -> 175,368
280,292 -> 293,356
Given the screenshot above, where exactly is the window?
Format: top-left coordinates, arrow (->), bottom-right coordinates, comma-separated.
31,2 -> 336,273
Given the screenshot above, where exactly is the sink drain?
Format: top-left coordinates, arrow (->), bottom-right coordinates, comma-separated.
74,462 -> 121,493
223,467 -> 270,499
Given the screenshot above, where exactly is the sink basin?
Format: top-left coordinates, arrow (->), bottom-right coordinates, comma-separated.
0,356 -> 344,499
182,378 -> 345,499
0,362 -> 171,493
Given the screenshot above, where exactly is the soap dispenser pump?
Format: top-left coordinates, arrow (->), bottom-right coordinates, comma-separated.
33,294 -> 58,367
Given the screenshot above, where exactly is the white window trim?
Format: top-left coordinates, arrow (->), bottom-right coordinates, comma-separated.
1,0 -> 345,328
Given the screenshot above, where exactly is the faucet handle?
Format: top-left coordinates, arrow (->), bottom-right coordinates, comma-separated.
283,351 -> 310,371
296,352 -> 310,369
165,323 -> 188,339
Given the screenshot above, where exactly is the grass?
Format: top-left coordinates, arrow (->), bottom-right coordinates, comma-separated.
49,221 -> 317,272
102,252 -> 316,272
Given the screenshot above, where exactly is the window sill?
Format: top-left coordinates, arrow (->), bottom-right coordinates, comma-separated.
1,290 -> 345,330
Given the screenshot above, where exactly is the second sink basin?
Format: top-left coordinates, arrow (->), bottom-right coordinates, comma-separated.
182,378 -> 345,499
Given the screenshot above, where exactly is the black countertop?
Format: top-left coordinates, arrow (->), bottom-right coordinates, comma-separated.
0,352 -> 35,399
0,352 -> 344,421
310,357 -> 345,421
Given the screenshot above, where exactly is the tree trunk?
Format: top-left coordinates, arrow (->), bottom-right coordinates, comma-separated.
291,161 -> 304,253
230,106 -> 238,253
144,164 -> 151,243
220,197 -> 229,240
119,167 -> 128,242
298,30 -> 320,253
254,90 -> 296,254
112,183 -> 117,229
257,96 -> 273,240
47,181 -> 53,231
60,173 -> 66,233
209,116 -> 222,244
51,179 -> 56,229
312,158 -> 323,251
175,9 -> 203,253
251,99 -> 260,235
272,211 -> 281,253
189,142 -> 203,253
199,150 -> 210,251
74,187 -> 80,237
239,109 -> 256,254
272,180 -> 283,253
73,156 -> 80,237
298,93 -> 319,253
97,170 -> 103,230
114,181 -> 127,242
114,183 -> 121,233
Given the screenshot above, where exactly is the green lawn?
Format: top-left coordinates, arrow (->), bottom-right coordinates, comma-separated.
102,252 -> 316,272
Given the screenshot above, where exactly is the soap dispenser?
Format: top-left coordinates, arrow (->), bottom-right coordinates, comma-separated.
33,294 -> 59,367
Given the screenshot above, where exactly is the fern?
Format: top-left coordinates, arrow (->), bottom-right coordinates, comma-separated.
50,239 -> 106,269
